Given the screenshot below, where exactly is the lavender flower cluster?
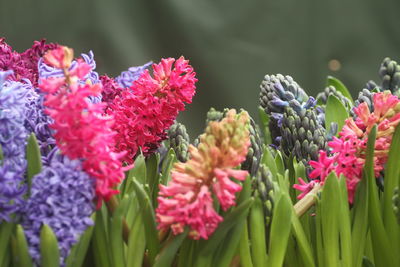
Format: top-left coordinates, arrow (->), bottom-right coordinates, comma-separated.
0,71 -> 28,222
22,152 -> 95,266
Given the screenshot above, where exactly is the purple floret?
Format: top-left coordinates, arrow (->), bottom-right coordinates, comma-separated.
115,61 -> 152,88
0,70 -> 29,222
22,151 -> 95,266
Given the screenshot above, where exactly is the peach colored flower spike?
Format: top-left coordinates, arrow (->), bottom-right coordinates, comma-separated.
156,109 -> 250,240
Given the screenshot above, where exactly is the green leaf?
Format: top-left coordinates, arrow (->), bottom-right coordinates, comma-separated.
160,148 -> 177,185
213,176 -> 252,267
177,238 -> 196,267
351,174 -> 369,267
315,198 -> 324,267
320,172 -> 341,267
294,160 -> 306,181
1,245 -> 10,267
122,153 -> 148,197
327,76 -> 354,104
267,193 -> 292,267
26,133 -> 42,195
237,175 -> 252,205
382,124 -> 400,261
153,229 -> 188,267
13,225 -> 33,267
291,210 -> 315,267
146,153 -> 161,206
92,207 -> 112,267
65,214 -> 96,267
40,224 -> 60,267
0,222 -> 13,267
0,143 -> 3,163
110,196 -> 130,267
131,178 -> 160,265
362,257 -> 375,267
258,106 -> 272,145
130,154 -> 147,185
194,198 -> 254,265
274,151 -> 285,176
260,146 -> 278,180
126,213 -> 146,267
365,126 -> 396,266
325,95 -> 349,134
338,176 -> 352,267
249,196 -> 267,267
238,220 -> 253,267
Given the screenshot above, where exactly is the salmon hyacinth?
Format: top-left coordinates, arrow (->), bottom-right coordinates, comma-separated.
294,91 -> 400,203
39,46 -> 128,207
156,109 -> 250,240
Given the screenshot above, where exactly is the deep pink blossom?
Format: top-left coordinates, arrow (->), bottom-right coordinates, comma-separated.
108,57 -> 197,163
293,178 -> 319,199
295,91 -> 400,203
100,75 -> 124,106
0,38 -> 58,85
39,46 -> 127,207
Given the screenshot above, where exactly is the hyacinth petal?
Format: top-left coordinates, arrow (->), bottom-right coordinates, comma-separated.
156,109 -> 250,240
68,59 -> 91,80
43,46 -> 73,69
22,154 -> 95,266
108,57 -> 197,163
39,77 -> 66,93
39,46 -> 126,205
0,73 -> 29,222
299,91 -> 400,203
293,178 -> 318,199
1,39 -> 58,86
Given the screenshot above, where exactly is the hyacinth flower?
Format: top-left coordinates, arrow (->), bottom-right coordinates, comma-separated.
259,74 -> 317,144
39,46 -> 128,206
115,61 -> 152,88
22,150 -> 95,266
202,107 -> 263,176
38,49 -> 102,104
0,71 -> 29,222
167,121 -> 190,162
100,61 -> 152,107
379,57 -> 400,94
295,91 -> 400,203
280,106 -> 327,167
156,109 -> 250,240
0,38 -> 58,86
108,56 -> 197,164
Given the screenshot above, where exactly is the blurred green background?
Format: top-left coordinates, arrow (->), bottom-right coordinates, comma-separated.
1,0 -> 399,137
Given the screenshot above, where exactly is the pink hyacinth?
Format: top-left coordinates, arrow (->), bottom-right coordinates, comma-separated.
99,75 -> 124,107
39,46 -> 128,207
156,110 -> 250,240
295,91 -> 400,203
108,56 -> 197,164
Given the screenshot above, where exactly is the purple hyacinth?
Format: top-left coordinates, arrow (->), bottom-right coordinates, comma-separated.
38,51 -> 102,103
23,87 -> 55,155
0,71 -> 28,222
115,61 -> 152,88
22,151 -> 95,266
